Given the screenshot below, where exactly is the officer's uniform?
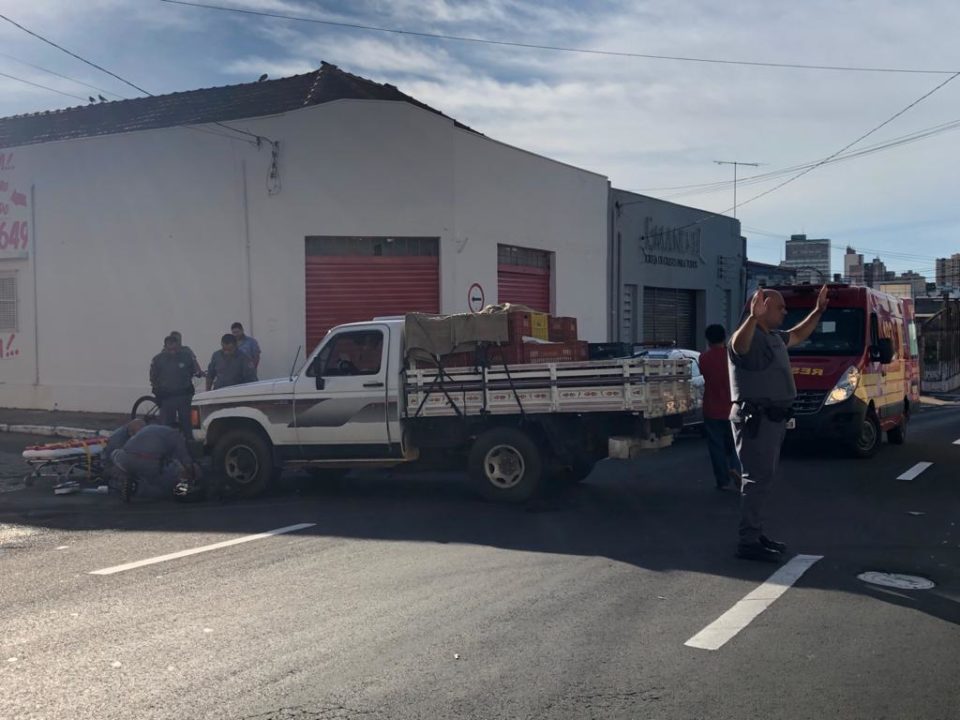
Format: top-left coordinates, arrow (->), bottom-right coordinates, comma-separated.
101,423 -> 135,471
112,425 -> 193,499
728,328 -> 796,545
207,349 -> 257,390
236,335 -> 261,368
149,349 -> 195,437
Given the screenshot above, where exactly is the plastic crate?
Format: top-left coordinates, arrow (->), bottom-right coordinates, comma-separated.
548,317 -> 578,342
530,312 -> 549,341
508,312 -> 534,343
523,341 -> 589,364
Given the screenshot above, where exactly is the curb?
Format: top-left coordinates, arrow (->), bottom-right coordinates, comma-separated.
0,424 -> 106,439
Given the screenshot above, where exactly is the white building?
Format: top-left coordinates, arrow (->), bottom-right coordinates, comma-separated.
0,64 -> 608,412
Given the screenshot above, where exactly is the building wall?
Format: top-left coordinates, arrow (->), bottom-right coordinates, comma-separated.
745,262 -> 797,298
609,190 -> 744,350
0,100 -> 608,412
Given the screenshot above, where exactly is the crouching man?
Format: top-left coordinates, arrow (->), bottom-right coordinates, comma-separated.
111,423 -> 199,501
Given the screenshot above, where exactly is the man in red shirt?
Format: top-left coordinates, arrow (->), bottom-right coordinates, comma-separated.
699,324 -> 742,491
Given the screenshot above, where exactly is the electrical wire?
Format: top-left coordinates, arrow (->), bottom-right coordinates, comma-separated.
0,11 -> 274,148
730,72 -> 960,214
622,71 -> 960,243
0,70 -> 88,102
0,52 -> 126,99
637,117 -> 960,200
160,0 -> 960,75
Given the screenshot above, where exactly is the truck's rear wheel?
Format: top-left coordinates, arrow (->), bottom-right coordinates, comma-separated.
468,427 -> 543,503
212,428 -> 273,498
852,412 -> 881,458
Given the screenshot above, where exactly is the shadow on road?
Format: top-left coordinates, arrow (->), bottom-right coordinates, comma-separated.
2,410 -> 959,629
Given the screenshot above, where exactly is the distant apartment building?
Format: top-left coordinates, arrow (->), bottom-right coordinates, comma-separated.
936,253 -> 960,289
863,257 -> 891,288
843,246 -> 864,284
782,234 -> 830,283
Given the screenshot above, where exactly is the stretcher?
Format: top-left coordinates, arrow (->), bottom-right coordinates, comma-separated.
21,437 -> 110,494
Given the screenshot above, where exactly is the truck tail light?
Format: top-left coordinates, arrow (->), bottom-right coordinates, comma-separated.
190,407 -> 201,429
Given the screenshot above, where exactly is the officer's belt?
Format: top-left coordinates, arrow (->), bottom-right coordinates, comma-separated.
738,401 -> 794,422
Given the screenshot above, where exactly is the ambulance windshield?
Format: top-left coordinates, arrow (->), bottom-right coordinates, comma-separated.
784,308 -> 865,356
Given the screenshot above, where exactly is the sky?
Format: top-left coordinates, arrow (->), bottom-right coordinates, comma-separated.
1,0 -> 959,278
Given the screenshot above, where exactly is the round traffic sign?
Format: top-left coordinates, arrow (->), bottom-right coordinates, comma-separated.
467,283 -> 485,313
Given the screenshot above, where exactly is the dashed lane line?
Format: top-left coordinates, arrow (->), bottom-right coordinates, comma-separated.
897,462 -> 933,481
684,554 -> 823,651
89,523 -> 316,575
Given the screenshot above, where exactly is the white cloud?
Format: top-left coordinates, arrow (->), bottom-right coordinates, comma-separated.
1,0 -> 958,272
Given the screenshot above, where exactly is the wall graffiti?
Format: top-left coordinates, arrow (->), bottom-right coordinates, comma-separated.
0,152 -> 29,255
2,333 -> 18,359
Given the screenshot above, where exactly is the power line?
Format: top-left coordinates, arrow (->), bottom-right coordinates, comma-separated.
636,116 -> 960,199
0,11 -> 269,146
0,52 -> 126,98
160,0 -> 960,76
0,12 -> 151,95
730,71 -> 960,214
744,228 -> 945,267
0,70 -> 88,102
628,68 -> 960,242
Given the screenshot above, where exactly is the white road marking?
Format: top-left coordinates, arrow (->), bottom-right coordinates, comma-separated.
684,554 -> 823,651
953,439 -> 960,445
89,523 -> 316,575
897,462 -> 933,481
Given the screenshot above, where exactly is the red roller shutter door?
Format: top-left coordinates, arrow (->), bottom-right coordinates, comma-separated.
305,240 -> 439,352
497,245 -> 552,313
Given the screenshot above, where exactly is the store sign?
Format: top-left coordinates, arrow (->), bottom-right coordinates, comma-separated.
640,217 -> 700,269
0,153 -> 29,261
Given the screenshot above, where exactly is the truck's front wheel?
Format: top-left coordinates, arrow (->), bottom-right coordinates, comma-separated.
468,427 -> 543,503
212,428 -> 273,498
851,412 -> 881,458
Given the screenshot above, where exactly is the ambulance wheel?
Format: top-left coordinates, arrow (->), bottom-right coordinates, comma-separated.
468,427 -> 543,503
852,412 -> 881,458
887,416 -> 908,445
212,429 -> 273,498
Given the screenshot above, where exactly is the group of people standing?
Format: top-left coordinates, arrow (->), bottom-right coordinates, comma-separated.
148,322 -> 261,437
101,323 -> 263,501
700,286 -> 829,562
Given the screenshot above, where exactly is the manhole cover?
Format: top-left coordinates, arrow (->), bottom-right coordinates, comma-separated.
857,572 -> 935,590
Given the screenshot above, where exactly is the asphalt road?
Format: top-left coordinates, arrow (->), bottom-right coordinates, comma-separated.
1,406 -> 958,720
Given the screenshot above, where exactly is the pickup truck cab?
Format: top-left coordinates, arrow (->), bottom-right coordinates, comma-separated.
191,316 -> 696,502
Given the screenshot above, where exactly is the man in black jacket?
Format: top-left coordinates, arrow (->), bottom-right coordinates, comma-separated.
149,335 -> 195,438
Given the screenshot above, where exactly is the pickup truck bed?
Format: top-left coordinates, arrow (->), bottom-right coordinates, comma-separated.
405,357 -> 693,418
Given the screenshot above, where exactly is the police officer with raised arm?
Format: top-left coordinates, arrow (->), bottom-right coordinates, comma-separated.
728,285 -> 829,562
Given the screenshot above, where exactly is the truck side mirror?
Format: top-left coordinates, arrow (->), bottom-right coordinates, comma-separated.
872,338 -> 894,364
315,376 -> 325,391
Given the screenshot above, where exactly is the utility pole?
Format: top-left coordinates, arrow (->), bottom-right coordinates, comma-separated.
714,160 -> 761,219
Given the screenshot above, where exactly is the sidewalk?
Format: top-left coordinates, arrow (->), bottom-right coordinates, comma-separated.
0,408 -> 129,437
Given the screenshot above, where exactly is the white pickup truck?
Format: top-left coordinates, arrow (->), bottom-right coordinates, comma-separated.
190,316 -> 696,502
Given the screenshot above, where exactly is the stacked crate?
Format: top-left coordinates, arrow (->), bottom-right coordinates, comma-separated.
415,311 -> 586,368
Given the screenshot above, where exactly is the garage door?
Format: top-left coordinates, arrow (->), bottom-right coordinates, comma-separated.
497,245 -> 551,313
642,287 -> 697,349
305,236 -> 439,352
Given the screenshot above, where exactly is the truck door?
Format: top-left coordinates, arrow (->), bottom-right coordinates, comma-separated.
293,325 -> 393,458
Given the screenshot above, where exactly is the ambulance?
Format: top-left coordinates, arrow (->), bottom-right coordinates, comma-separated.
776,284 -> 920,458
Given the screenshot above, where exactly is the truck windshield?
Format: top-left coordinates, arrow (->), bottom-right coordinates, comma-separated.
783,307 -> 865,356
